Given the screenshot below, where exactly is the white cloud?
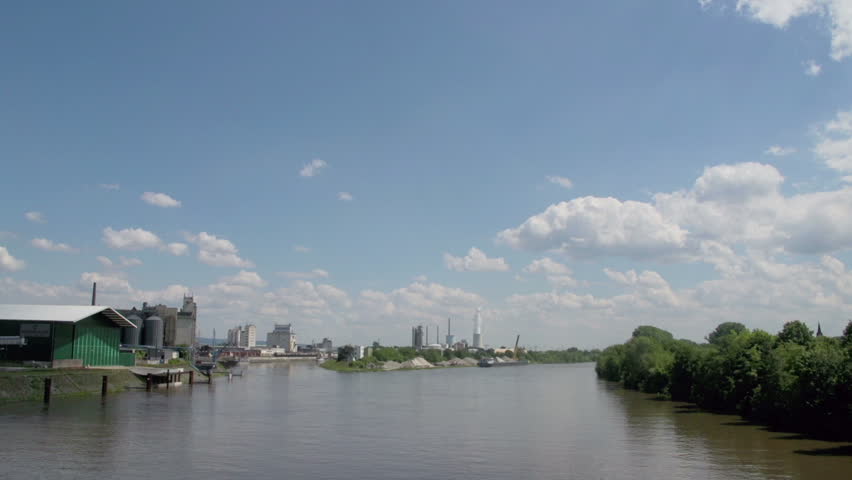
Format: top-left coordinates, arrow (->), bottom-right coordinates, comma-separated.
300,158 -> 327,177
99,183 -> 120,191
709,0 -> 852,60
523,257 -> 571,275
497,196 -> 688,259
444,247 -> 510,272
223,270 -> 267,288
293,245 -> 311,253
141,192 -> 181,208
80,272 -> 132,293
815,109 -> 852,173
0,246 -> 25,272
764,145 -> 797,156
338,192 -> 354,201
546,175 -> 574,189
31,238 -> 78,253
185,232 -> 253,268
165,242 -> 189,256
25,211 -> 45,223
279,269 -> 330,280
98,255 -> 142,269
522,257 -> 578,288
804,59 -> 823,76
103,227 -> 162,250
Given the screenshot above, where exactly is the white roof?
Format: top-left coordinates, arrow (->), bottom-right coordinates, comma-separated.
0,304 -> 136,328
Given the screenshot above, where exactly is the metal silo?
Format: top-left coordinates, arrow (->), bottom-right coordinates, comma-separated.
144,315 -> 164,348
122,314 -> 143,345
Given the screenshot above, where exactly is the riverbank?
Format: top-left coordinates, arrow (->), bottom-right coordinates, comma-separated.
0,368 -> 146,404
321,356 -> 478,372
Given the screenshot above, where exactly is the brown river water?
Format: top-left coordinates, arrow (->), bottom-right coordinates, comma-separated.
0,362 -> 849,479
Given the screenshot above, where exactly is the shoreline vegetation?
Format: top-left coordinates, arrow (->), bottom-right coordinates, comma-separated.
596,321 -> 852,441
321,345 -> 600,372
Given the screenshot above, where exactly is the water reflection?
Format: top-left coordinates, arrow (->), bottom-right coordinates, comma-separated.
0,363 -> 849,480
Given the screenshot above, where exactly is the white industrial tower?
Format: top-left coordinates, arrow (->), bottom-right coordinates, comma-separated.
472,307 -> 483,349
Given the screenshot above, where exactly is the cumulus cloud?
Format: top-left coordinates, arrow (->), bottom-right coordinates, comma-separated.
293,245 -> 311,253
185,232 -> 253,268
300,158 -> 327,177
31,238 -> 78,253
279,269 -> 330,280
80,272 -> 132,293
522,257 -> 578,287
338,192 -> 354,201
804,59 -> 823,76
97,256 -> 142,268
765,145 -> 797,156
0,246 -> 25,272
103,227 -> 162,250
165,242 -> 189,256
25,211 -> 45,223
99,183 -> 120,191
703,0 -> 852,60
814,109 -> 852,173
546,175 -> 574,189
444,247 -> 510,272
497,197 -> 688,259
141,192 -> 181,208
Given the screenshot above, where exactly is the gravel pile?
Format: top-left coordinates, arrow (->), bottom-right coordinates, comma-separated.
382,361 -> 402,371
400,357 -> 434,368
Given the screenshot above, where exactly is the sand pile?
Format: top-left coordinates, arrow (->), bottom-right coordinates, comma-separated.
400,357 -> 433,369
382,361 -> 402,371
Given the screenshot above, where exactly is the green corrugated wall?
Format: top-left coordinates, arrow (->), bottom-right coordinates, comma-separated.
118,351 -> 136,367
73,326 -> 120,366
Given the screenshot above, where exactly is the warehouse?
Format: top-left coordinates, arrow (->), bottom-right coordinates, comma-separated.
0,304 -> 135,367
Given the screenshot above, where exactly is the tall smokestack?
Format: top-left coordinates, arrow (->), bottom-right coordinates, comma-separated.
437,325 -> 440,346
473,307 -> 482,349
91,282 -> 97,306
448,317 -> 451,336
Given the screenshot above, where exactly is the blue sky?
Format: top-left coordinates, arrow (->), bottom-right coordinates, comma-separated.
2,1 -> 852,348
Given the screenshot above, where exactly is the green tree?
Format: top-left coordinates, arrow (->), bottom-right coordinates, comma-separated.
706,322 -> 747,346
842,320 -> 852,347
337,345 -> 355,362
632,325 -> 674,344
777,321 -> 814,347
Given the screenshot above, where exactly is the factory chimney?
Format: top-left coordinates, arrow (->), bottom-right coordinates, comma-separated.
91,282 -> 97,306
472,307 -> 482,349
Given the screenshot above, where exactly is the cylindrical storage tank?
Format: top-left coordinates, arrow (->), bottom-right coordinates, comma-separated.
144,316 -> 164,348
122,314 -> 143,345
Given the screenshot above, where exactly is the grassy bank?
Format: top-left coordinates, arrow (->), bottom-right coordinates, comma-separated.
320,360 -> 383,372
0,369 -> 146,404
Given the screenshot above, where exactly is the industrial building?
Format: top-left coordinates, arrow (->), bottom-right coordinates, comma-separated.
117,295 -> 197,348
227,324 -> 256,348
266,323 -> 297,352
411,325 -> 424,349
0,304 -> 135,367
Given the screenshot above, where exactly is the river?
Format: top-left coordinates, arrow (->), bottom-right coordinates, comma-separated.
0,362 -> 849,479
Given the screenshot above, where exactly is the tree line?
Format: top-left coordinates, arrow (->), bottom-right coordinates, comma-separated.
596,321 -> 852,440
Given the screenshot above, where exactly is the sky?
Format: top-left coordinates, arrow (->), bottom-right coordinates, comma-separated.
2,0 -> 852,349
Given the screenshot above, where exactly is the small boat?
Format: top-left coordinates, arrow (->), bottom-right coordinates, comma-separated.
477,357 -> 529,367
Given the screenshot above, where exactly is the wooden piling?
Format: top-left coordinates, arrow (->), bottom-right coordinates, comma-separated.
101,375 -> 108,397
43,377 -> 51,404
189,370 -> 194,385
146,374 -> 152,392
166,369 -> 170,390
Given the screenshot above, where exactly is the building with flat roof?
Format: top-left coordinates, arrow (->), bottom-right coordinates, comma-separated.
266,323 -> 296,352
0,304 -> 135,367
228,324 -> 256,348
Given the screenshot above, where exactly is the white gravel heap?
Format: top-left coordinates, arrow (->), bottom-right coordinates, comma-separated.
382,361 -> 402,371
400,357 -> 434,369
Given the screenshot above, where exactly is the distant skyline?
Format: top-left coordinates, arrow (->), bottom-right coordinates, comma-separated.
2,1 -> 852,348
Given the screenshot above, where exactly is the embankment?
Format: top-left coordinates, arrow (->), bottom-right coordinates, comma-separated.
0,369 -> 145,404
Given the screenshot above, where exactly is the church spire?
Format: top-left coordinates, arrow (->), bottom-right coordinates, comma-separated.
816,323 -> 823,337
